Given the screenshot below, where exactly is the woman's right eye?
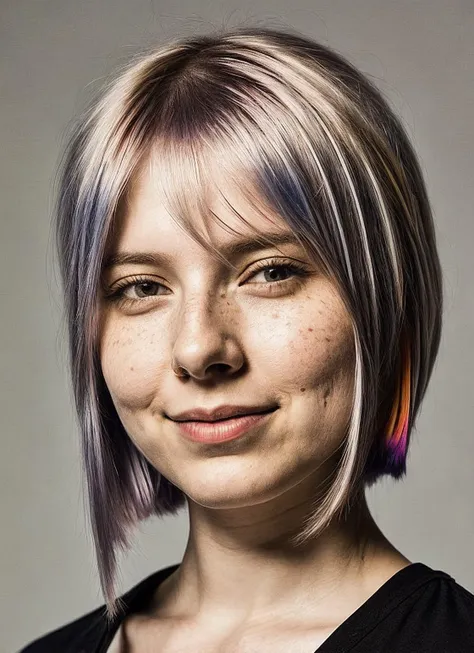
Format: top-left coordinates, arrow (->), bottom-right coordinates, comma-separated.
104,276 -> 170,305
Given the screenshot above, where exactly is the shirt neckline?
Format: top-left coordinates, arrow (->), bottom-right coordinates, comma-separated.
99,561 -> 452,653
98,563 -> 180,652
316,562 -> 452,651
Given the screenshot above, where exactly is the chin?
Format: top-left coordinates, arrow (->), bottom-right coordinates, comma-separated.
183,482 -> 269,510
178,467 -> 296,511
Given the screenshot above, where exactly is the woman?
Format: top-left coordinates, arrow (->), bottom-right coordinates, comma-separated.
21,25 -> 474,652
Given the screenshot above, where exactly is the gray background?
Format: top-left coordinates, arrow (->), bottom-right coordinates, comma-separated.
1,1 -> 473,651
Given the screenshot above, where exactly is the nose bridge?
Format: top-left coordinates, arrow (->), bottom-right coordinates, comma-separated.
181,286 -> 224,330
174,235 -> 236,329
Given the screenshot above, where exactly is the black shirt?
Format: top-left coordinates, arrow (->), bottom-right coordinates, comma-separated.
19,562 -> 474,652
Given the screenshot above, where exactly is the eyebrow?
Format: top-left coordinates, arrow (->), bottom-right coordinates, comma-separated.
102,231 -> 304,271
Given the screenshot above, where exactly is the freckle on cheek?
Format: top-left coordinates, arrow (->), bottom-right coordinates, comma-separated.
300,387 -> 306,392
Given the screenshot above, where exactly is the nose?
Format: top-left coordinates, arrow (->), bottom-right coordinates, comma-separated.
170,291 -> 245,381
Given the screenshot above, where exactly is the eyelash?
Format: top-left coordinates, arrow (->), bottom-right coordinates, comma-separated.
104,258 -> 310,308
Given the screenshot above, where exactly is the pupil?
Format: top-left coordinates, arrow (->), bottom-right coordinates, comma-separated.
265,267 -> 288,282
139,283 -> 156,296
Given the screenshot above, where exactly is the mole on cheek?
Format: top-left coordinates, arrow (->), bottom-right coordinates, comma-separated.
308,328 -> 313,332
323,382 -> 332,408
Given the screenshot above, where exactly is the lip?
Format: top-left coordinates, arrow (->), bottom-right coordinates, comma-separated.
168,404 -> 278,423
171,408 -> 277,444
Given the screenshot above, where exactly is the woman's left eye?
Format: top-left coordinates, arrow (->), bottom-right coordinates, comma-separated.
104,259 -> 310,307
247,261 -> 308,285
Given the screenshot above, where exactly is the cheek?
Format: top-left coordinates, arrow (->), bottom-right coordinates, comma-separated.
248,297 -> 355,392
99,320 -> 166,411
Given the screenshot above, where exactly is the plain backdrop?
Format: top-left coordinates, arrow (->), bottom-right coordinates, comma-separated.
1,1 -> 473,651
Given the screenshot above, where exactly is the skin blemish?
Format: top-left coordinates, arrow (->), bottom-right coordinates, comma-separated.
323,382 -> 332,408
308,328 -> 313,332
300,387 -> 306,392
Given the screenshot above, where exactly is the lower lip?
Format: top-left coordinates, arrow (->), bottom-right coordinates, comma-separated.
173,410 -> 276,444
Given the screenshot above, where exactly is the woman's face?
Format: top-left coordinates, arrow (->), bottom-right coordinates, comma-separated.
99,160 -> 356,510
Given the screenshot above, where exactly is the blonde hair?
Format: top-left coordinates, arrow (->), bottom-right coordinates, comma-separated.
55,25 -> 443,620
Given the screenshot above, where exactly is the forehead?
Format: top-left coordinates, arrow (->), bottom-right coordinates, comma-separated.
115,153 -> 290,253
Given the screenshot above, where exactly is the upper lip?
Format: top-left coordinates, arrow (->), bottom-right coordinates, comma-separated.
167,404 -> 278,422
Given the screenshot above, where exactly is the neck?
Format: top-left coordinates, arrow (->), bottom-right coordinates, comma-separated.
149,488 -> 410,626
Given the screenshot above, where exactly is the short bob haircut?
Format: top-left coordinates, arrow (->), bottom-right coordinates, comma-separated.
55,25 -> 443,619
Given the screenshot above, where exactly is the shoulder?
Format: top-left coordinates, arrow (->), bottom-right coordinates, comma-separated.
419,571 -> 474,631
18,564 -> 180,653
18,603 -> 108,652
379,566 -> 474,652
